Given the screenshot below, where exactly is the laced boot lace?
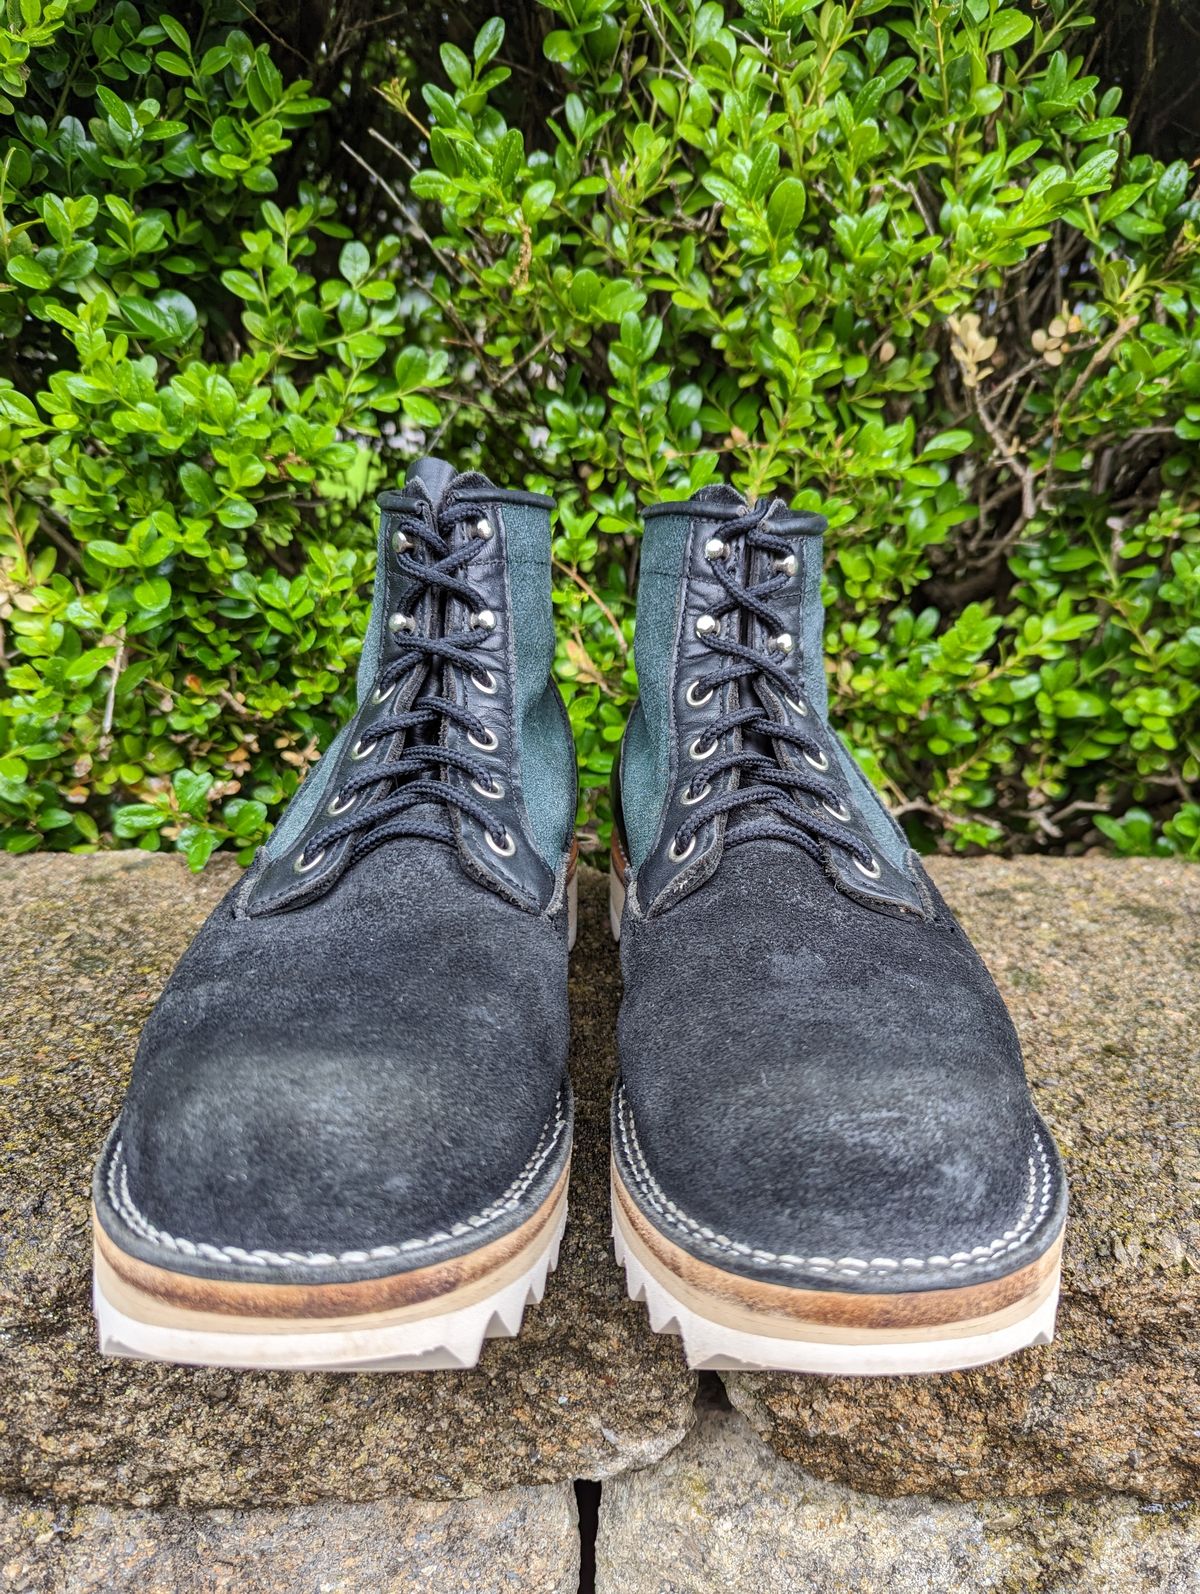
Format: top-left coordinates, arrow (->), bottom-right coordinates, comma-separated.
295,500 -> 514,872
669,503 -> 878,877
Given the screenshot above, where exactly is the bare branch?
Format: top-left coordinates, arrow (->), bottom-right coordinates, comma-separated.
100,631 -> 125,752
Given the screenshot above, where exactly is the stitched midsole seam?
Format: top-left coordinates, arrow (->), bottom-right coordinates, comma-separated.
615,1085 -> 1055,1282
103,1087 -> 569,1271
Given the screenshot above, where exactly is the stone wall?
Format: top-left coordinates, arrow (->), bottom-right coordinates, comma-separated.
597,1387 -> 1200,1594
1,856 -> 1196,1590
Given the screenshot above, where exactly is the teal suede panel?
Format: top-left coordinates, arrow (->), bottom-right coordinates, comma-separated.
795,533 -> 907,867
504,501 -> 575,866
624,513 -> 691,869
799,535 -> 830,717
355,513 -> 391,702
832,739 -> 910,869
521,688 -> 575,866
621,701 -> 658,869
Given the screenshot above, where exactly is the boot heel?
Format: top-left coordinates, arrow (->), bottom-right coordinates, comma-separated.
609,827 -> 630,941
609,865 -> 625,941
567,868 -> 579,951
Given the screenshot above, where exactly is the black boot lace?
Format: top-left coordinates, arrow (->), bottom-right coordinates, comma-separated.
670,504 -> 877,873
296,500 -> 512,870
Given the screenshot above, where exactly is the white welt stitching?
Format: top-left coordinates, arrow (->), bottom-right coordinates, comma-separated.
616,1085 -> 1054,1280
108,1089 -> 568,1269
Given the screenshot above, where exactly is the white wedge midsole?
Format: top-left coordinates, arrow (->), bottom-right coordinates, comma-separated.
612,1171 -> 1061,1376
94,1180 -> 568,1372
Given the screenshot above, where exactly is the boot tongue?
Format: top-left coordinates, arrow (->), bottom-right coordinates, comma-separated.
404,455 -> 484,503
446,469 -> 494,495
692,483 -> 746,510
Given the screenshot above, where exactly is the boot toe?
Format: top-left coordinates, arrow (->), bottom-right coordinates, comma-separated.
100,843 -> 570,1274
616,845 -> 1067,1293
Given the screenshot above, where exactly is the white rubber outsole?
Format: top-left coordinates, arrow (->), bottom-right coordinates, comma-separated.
612,1193 -> 1059,1375
95,1200 -> 567,1371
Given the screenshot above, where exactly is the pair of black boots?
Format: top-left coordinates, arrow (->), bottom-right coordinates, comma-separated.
92,458 -> 1067,1375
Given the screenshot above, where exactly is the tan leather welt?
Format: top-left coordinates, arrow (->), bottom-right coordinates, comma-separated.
610,827 -> 630,878
567,836 -> 579,882
613,1165 -> 1062,1338
95,1161 -> 568,1329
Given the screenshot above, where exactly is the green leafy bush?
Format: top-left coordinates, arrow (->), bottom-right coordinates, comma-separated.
0,5 -> 449,864
2,0 -> 1198,865
385,0 -> 1200,858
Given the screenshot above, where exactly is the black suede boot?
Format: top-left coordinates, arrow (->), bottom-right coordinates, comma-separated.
92,458 -> 577,1370
610,487 -> 1067,1373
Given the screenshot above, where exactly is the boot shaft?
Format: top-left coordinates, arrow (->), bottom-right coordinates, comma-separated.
246,457 -> 575,915
618,487 -> 923,918
633,485 -> 831,729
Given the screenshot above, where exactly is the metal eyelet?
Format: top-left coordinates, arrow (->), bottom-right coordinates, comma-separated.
388,612 -> 416,636
785,693 -> 808,716
689,735 -> 718,762
822,797 -> 851,823
471,668 -> 498,696
668,833 -> 696,864
371,680 -> 397,705
695,614 -> 719,638
681,781 -> 712,806
472,775 -> 504,800
350,738 -> 377,761
293,846 -> 326,875
686,680 -> 714,708
704,537 -> 728,560
391,529 -> 412,556
853,854 -> 882,880
476,516 -> 493,540
485,828 -> 516,857
803,747 -> 829,772
774,554 -> 797,576
471,609 -> 497,631
468,726 -> 499,752
327,791 -> 357,817
772,632 -> 794,655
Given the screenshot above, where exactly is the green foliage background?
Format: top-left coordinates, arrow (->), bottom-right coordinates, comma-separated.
1,0 -> 1197,867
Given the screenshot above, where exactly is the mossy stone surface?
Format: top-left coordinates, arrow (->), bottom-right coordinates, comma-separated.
597,1391 -> 1200,1593
0,1483 -> 580,1593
